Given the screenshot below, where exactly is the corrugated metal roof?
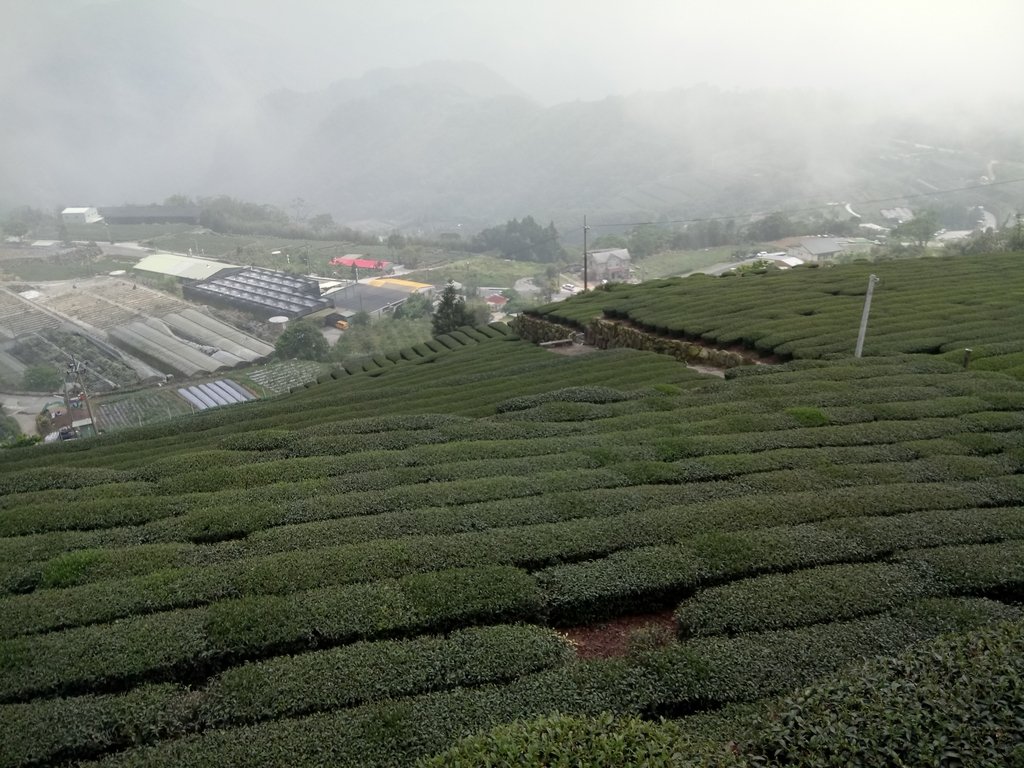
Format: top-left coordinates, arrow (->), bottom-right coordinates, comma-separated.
134,254 -> 238,282
331,283 -> 409,314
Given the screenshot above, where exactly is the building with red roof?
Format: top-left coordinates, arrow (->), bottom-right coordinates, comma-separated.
329,256 -> 392,271
485,293 -> 509,309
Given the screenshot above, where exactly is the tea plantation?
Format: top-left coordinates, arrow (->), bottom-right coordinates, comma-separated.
534,252 -> 1024,377
1,287 -> 1023,766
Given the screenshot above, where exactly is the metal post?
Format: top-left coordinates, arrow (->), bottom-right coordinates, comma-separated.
583,215 -> 589,292
854,274 -> 879,358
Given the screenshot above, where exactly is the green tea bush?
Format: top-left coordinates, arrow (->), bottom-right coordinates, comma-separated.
199,624 -> 571,726
0,468 -> 133,497
420,712 -> 702,767
0,567 -> 540,702
675,561 -> 937,637
745,618 -> 1024,767
87,600 -> 1017,768
901,539 -> 1024,600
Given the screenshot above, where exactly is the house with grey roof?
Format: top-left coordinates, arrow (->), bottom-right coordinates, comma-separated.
776,236 -> 874,263
587,248 -> 631,282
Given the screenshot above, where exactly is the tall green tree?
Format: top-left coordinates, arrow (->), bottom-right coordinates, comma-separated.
274,319 -> 328,361
626,225 -> 666,258
746,212 -> 796,243
894,210 -> 939,248
432,281 -> 470,335
472,217 -> 563,262
392,292 -> 432,320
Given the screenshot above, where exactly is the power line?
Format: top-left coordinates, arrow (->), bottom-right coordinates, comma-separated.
587,176 -> 1024,229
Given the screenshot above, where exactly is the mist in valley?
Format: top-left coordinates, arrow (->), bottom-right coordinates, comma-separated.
3,0 -> 1023,232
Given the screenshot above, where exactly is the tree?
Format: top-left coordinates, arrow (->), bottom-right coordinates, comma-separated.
1010,214 -> 1024,252
274,319 -> 328,361
626,225 -> 669,259
392,292 -> 432,320
386,233 -> 406,252
432,281 -> 470,335
894,210 -> 939,248
0,404 -> 23,444
746,212 -> 796,243
590,234 -> 628,250
309,213 -> 335,232
2,219 -> 28,238
464,298 -> 492,326
472,217 -> 564,262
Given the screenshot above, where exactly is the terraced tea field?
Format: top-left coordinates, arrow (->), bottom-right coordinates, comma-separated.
2,247 -> 1024,768
1,312 -> 1021,765
535,252 -> 1024,377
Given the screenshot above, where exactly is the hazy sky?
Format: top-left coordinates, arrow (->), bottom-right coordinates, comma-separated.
187,0 -> 1022,103
6,0 -> 1023,105
3,0 -> 1022,217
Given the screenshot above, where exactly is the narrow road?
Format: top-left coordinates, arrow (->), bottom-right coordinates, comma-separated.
0,392 -> 57,435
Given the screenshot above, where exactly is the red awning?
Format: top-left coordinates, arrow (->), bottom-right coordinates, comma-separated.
330,257 -> 390,269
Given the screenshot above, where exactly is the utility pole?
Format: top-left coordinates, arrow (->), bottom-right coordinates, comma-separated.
65,354 -> 97,435
854,274 -> 880,358
583,215 -> 589,292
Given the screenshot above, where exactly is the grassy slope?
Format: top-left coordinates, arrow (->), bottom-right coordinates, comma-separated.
0,302 -> 1021,765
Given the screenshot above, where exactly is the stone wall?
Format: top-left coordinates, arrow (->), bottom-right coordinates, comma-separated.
510,315 -> 581,344
513,314 -> 751,369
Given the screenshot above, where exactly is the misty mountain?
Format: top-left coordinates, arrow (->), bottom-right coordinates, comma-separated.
1,0 -> 289,209
3,2 -> 1021,230
209,79 -> 1019,230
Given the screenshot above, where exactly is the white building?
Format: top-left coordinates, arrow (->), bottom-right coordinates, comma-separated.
61,207 -> 103,224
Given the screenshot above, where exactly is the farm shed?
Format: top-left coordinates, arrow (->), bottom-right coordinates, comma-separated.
108,322 -> 230,378
134,253 -> 239,283
366,277 -> 433,295
183,267 -> 330,319
60,207 -> 102,224
177,380 -> 254,411
160,311 -> 274,363
776,236 -> 874,263
765,254 -> 805,269
328,283 -> 411,319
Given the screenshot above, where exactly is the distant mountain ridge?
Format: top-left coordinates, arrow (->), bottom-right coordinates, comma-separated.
2,2 -> 1021,229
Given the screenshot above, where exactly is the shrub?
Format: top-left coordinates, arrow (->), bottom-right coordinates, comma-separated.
420,712 -> 699,767
745,618 -> 1024,767
87,599 -> 1017,767
675,561 -> 937,637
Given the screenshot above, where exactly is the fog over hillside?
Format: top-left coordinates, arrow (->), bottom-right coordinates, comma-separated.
3,0 -> 1023,229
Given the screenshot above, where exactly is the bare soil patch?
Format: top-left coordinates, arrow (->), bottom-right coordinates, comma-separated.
563,609 -> 677,659
544,343 -> 600,356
